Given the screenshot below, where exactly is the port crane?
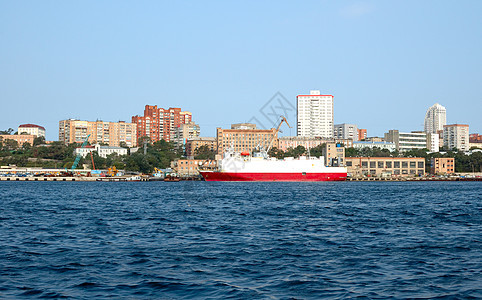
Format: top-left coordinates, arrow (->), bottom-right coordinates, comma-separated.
267,116 -> 292,152
71,134 -> 91,171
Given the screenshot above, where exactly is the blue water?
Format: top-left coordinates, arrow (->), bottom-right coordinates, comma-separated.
0,182 -> 481,299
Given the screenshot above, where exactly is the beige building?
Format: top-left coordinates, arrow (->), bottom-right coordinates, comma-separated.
59,119 -> 137,147
185,137 -> 217,157
174,121 -> 200,146
216,123 -> 278,155
431,157 -> 454,174
18,124 -> 46,138
345,157 -> 425,177
443,124 -> 469,151
172,159 -> 217,176
0,134 -> 35,147
322,142 -> 345,166
278,136 -> 328,151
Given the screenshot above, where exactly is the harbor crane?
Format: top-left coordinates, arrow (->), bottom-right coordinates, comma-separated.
267,116 -> 292,152
71,134 -> 91,171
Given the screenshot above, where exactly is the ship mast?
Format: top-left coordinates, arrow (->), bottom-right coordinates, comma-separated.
266,116 -> 292,153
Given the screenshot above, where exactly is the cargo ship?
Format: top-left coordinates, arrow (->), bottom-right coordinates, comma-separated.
199,116 -> 347,182
199,150 -> 347,182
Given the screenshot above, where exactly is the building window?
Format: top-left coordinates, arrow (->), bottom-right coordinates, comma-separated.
362,161 -> 368,168
410,162 -> 416,168
418,162 -> 424,169
377,161 -> 384,169
346,161 -> 352,167
394,161 -> 400,168
386,161 -> 392,168
402,162 -> 408,168
402,170 -> 408,174
370,161 -> 376,168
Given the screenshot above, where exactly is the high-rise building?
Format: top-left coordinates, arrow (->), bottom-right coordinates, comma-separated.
357,129 -> 367,141
334,123 -> 358,140
384,130 -> 427,152
424,103 -> 446,134
426,133 -> 440,152
132,105 -> 192,144
174,121 -> 200,146
443,124 -> 469,151
297,90 -> 334,138
59,119 -> 137,147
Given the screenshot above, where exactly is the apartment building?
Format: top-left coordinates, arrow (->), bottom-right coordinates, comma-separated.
297,90 -> 334,138
216,123 -> 277,154
132,105 -> 192,143
384,130 -> 427,152
358,129 -> 367,141
334,123 -> 358,140
443,124 -> 469,151
59,119 -> 137,147
345,157 -> 425,177
173,121 -> 200,146
424,103 -> 446,134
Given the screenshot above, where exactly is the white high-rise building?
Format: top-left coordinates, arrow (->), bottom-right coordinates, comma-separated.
424,103 -> 446,134
297,90 -> 334,138
334,123 -> 358,140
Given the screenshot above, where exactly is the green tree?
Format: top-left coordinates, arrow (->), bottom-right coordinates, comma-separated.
33,136 -> 46,146
0,128 -> 14,135
309,144 -> 325,158
194,145 -> 215,160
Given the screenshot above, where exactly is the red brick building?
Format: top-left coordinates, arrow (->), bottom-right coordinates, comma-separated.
132,105 -> 192,143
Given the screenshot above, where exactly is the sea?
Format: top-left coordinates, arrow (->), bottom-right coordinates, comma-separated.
0,181 -> 481,299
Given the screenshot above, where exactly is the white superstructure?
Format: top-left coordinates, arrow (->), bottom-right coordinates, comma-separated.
424,103 -> 446,134
297,90 -> 334,138
219,150 -> 346,174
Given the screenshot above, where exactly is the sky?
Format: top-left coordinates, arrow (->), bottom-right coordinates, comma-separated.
1,0 -> 481,141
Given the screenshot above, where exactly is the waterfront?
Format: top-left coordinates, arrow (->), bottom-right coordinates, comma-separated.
0,182 -> 481,298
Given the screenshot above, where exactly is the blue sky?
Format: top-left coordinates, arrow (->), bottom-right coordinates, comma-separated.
1,1 -> 481,141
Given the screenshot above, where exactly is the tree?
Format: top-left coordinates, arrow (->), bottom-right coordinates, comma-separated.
33,136 -> 46,146
268,147 -> 285,159
194,145 -> 215,160
309,144 -> 325,158
0,128 -> 14,135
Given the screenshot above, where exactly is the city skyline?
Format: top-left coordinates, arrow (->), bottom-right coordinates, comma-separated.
1,1 -> 481,141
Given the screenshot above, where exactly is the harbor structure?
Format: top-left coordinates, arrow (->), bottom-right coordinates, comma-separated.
18,124 -> 45,138
59,119 -> 137,147
384,130 -> 427,152
132,105 -> 192,144
172,159 -> 217,176
443,124 -> 469,151
334,123 -> 358,140
345,157 -> 425,177
297,90 -> 334,138
424,103 -> 446,134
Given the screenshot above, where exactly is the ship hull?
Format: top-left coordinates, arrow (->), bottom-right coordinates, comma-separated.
200,171 -> 347,182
